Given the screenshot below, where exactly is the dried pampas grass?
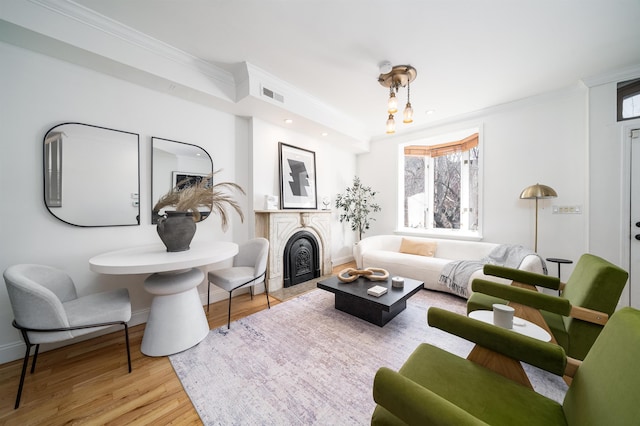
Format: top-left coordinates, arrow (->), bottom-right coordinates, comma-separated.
153,171 -> 245,230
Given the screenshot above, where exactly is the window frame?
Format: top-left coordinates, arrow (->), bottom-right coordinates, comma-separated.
617,78 -> 640,122
397,125 -> 484,241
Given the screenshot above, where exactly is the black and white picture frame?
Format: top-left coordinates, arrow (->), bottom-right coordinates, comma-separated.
172,171 -> 211,190
279,142 -> 317,209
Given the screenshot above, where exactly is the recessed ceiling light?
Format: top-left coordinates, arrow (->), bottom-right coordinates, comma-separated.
321,132 -> 328,137
284,119 -> 293,124
426,109 -> 435,115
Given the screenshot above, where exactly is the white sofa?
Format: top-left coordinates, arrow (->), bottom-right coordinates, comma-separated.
354,235 -> 545,298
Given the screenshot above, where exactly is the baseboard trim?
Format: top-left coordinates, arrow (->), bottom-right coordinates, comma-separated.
332,255 -> 355,267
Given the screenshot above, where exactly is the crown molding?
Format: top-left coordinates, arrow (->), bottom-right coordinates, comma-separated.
581,63 -> 640,88
3,0 -> 369,149
27,0 -> 235,88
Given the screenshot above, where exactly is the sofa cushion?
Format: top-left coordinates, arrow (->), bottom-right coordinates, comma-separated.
435,240 -> 498,261
399,238 -> 437,257
363,250 -> 449,291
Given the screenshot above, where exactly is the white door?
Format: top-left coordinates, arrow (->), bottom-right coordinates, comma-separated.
630,128 -> 640,308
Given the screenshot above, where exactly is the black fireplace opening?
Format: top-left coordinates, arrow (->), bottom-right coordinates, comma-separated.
283,230 -> 320,288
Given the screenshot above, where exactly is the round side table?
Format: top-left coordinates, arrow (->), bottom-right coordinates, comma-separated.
545,257 -> 573,279
546,257 -> 572,295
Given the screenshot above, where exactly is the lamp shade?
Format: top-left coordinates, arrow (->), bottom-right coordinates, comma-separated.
386,114 -> 396,134
520,183 -> 557,252
519,184 -> 557,199
387,92 -> 398,114
403,102 -> 414,123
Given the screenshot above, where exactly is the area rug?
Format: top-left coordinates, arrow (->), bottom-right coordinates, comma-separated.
170,289 -> 568,425
269,275 -> 331,302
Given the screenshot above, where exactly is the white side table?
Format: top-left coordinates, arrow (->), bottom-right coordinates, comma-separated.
468,310 -> 551,342
90,241 -> 238,356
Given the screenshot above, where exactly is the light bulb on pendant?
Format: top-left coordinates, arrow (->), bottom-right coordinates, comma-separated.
403,82 -> 414,123
386,114 -> 396,134
387,87 -> 398,114
403,103 -> 414,123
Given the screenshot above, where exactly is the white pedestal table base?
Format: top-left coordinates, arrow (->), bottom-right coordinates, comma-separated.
89,241 -> 238,357
142,268 -> 209,356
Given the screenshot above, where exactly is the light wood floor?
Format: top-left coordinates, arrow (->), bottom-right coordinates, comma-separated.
0,263 -> 353,425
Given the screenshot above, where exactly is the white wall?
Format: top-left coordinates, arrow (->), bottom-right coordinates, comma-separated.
0,41 -> 246,363
250,118 -> 358,264
588,78 -> 640,307
0,40 -> 359,363
357,84 -> 589,275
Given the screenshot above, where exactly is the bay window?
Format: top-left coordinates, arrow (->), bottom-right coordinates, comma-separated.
400,128 -> 481,237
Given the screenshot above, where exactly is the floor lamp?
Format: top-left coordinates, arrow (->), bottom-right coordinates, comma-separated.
520,183 -> 558,252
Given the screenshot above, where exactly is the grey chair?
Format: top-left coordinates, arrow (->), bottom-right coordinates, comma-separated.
207,238 -> 270,329
3,264 -> 132,409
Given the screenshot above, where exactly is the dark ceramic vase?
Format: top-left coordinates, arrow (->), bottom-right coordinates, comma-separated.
156,211 -> 196,252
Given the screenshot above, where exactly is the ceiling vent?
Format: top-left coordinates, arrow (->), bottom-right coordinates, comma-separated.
262,86 -> 285,103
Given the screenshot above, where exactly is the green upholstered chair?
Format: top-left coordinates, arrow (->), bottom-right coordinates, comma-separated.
466,253 -> 628,360
372,306 -> 640,426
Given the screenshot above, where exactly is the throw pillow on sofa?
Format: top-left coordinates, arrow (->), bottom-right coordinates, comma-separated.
399,238 -> 437,257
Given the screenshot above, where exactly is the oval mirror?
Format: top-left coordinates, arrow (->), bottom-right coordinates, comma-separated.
43,123 -> 140,227
151,137 -> 213,224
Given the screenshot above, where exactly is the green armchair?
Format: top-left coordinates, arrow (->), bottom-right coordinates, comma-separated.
467,253 -> 628,360
372,306 -> 640,425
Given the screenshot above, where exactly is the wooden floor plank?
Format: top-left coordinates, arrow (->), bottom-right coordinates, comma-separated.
0,294 -> 276,424
0,262 -> 352,424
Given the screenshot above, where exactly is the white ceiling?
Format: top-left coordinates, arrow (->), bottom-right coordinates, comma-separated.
72,0 -> 640,139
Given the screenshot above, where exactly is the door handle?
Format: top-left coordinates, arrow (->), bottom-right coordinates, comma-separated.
636,222 -> 640,227
636,235 -> 640,241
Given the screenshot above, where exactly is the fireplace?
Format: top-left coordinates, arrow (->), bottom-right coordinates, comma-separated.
255,210 -> 332,292
283,230 -> 320,287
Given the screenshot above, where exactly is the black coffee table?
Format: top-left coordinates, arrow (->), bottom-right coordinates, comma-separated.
317,275 -> 424,326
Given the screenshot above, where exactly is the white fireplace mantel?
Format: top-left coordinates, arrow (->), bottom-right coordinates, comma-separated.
255,210 -> 332,292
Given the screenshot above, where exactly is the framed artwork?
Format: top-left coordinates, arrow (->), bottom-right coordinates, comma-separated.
279,142 -> 317,209
172,171 -> 211,190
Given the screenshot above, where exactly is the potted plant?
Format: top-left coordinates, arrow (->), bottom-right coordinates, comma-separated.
153,170 -> 245,252
335,176 -> 381,241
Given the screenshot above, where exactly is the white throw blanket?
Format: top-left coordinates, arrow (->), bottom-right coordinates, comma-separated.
438,244 -> 546,298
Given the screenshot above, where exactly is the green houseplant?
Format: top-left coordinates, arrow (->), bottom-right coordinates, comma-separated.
153,170 -> 245,251
335,176 -> 381,241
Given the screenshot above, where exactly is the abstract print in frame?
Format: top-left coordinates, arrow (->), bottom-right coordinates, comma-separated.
278,142 -> 317,209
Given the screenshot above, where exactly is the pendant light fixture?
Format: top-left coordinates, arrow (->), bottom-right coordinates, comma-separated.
386,114 -> 396,134
403,81 -> 414,123
378,63 -> 417,134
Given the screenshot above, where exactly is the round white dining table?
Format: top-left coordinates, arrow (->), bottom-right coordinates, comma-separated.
89,241 -> 238,356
